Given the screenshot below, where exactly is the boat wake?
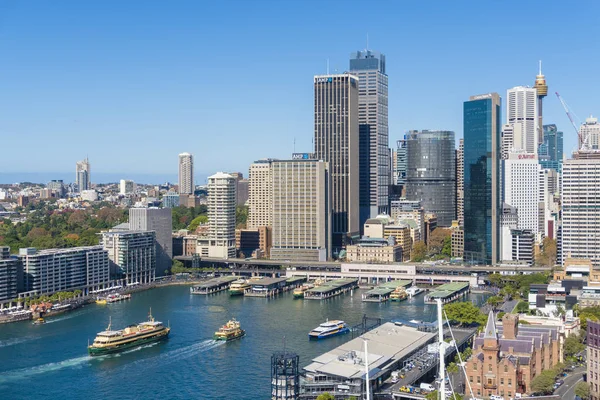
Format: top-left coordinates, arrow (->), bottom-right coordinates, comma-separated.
0,336 -> 37,348
161,340 -> 225,363
44,308 -> 91,324
0,356 -> 90,384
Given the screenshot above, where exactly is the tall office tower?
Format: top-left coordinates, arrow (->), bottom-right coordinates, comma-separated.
539,124 -> 564,172
507,86 -> 538,155
533,61 -> 548,146
101,231 -> 156,284
349,50 -> 389,225
463,93 -> 502,265
500,124 -> 514,160
178,152 -> 194,195
119,179 -> 136,195
504,153 -> 542,235
405,130 -> 456,226
247,159 -> 274,229
395,138 -> 408,187
20,246 -> 110,296
390,149 -> 398,184
129,207 -> 172,276
75,158 -> 91,191
270,160 -> 331,262
207,172 -> 237,259
500,203 -> 518,262
561,156 -> 600,266
457,139 -> 464,226
580,116 -> 600,150
313,73 -> 359,249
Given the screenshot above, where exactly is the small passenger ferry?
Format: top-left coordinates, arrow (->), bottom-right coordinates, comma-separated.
214,319 -> 246,341
308,320 -> 349,340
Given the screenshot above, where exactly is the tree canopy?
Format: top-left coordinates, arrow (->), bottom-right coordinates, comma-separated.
411,241 -> 427,262
316,393 -> 335,400
444,301 -> 487,326
530,369 -> 557,394
575,382 -> 590,400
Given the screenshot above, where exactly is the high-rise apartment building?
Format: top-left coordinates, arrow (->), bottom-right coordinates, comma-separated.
178,152 -> 194,195
101,231 -> 156,284
507,86 -> 538,155
405,130 -> 456,226
75,158 -> 91,191
349,50 -> 389,223
463,93 -> 502,265
47,180 -> 65,198
207,172 -> 237,259
247,159 -> 275,229
314,73 -> 359,248
539,124 -> 564,172
580,116 -> 600,150
129,207 -> 172,275
561,157 -> 600,266
19,246 -> 110,296
457,138 -> 464,227
270,160 -> 331,262
119,179 -> 136,195
395,138 -> 408,187
0,248 -> 20,302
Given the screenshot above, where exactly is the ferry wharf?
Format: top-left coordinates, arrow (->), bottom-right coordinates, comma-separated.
361,280 -> 413,303
190,276 -> 239,295
304,278 -> 358,300
423,282 -> 470,304
244,276 -> 306,297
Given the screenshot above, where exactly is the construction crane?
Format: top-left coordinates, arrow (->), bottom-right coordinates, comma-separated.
555,92 -> 583,146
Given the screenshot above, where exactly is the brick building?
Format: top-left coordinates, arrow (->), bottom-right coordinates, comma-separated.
466,312 -> 561,398
588,320 -> 600,400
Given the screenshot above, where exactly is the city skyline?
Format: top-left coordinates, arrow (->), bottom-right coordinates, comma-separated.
1,1 -> 599,181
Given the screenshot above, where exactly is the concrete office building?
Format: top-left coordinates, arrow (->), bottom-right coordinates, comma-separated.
504,153 -> 542,235
457,138 -> 464,227
75,158 -> 91,191
561,157 -> 600,266
463,93 -> 502,265
580,116 -> 600,150
178,152 -> 194,195
539,124 -> 564,172
500,203 -> 519,262
270,160 -> 331,262
314,73 -> 359,249
507,86 -> 538,155
511,229 -> 535,265
405,130 -> 456,226
349,50 -> 389,223
247,159 -> 275,230
129,207 -> 172,275
101,231 -> 156,284
119,179 -> 136,195
19,246 -> 110,297
207,172 -> 237,259
395,138 -> 408,187
162,192 -> 180,208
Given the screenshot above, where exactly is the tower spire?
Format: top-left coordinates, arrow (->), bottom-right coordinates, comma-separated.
483,310 -> 497,339
539,59 -> 542,75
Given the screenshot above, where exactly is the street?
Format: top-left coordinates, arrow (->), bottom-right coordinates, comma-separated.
554,365 -> 586,399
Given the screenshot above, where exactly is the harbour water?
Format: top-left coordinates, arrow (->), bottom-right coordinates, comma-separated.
0,285 -> 488,399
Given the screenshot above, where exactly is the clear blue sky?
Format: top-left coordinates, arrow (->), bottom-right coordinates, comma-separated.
1,0 -> 598,183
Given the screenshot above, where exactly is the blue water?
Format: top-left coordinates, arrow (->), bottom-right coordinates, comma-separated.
0,286 -> 488,399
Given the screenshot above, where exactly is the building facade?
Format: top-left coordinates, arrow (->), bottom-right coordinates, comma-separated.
349,50 -> 389,223
129,207 -> 172,275
507,86 -> 538,155
588,320 -> 600,400
511,229 -> 534,264
119,179 -> 136,195
101,231 -> 156,284
178,152 -> 194,195
314,73 -> 359,249
504,153 -> 542,235
561,157 -> 600,266
457,138 -> 464,227
0,248 -> 20,302
580,116 -> 600,150
207,172 -> 237,259
463,93 -> 502,265
75,158 -> 91,191
247,159 -> 274,229
346,238 -> 402,263
539,124 -> 563,172
20,246 -> 110,296
162,192 -> 180,208
270,160 -> 331,262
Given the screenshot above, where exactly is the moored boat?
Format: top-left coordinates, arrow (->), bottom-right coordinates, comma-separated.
96,297 -> 107,305
390,287 -> 408,302
214,318 -> 245,341
229,280 -> 251,296
33,317 -> 45,325
293,283 -> 315,299
308,320 -> 349,340
106,293 -> 132,303
87,309 -> 170,356
405,286 -> 424,298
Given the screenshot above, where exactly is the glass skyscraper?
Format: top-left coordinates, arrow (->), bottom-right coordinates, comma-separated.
539,124 -> 563,172
463,93 -> 502,265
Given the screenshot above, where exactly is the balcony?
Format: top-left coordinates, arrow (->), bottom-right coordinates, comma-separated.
484,383 -> 498,390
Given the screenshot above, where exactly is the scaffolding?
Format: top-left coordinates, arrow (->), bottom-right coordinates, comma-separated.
271,351 -> 300,400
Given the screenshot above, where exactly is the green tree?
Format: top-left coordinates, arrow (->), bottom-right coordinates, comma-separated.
537,237 -> 557,267
442,235 -> 452,257
171,259 -> 185,275
188,215 -> 208,232
579,306 -> 600,330
486,295 -> 503,309
428,228 -> 451,257
564,335 -> 585,359
515,300 -> 529,313
530,369 -> 557,394
575,381 -> 591,400
236,205 -> 248,229
444,301 -> 487,326
316,393 -> 335,400
411,241 -> 427,262
426,391 -> 462,400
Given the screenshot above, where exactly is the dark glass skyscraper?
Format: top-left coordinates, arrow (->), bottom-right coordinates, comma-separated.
539,124 -> 563,172
405,130 -> 456,226
463,93 -> 502,265
349,50 -> 389,227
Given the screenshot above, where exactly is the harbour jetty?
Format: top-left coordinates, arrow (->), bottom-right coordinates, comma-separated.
424,282 -> 470,304
361,280 -> 413,303
244,276 -> 306,297
304,278 -> 358,300
190,276 -> 238,295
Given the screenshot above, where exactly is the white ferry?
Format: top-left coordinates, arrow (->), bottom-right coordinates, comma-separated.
308,320 -> 349,340
406,287 -> 424,297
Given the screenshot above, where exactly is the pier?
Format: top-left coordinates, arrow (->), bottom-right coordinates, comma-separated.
190,276 -> 238,295
424,282 -> 470,304
303,278 -> 358,300
244,276 -> 306,297
361,280 -> 413,303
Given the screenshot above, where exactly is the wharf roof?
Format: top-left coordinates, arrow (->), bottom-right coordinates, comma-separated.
249,277 -> 288,286
194,276 -> 238,288
303,323 -> 435,380
427,282 -> 470,299
306,278 -> 358,293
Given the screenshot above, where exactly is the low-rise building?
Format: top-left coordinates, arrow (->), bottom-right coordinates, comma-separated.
346,237 -> 402,263
466,312 -> 561,398
527,282 -> 581,315
451,220 -> 464,259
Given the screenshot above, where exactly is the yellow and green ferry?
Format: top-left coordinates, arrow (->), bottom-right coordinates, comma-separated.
293,283 -> 315,299
214,318 -> 245,341
229,279 -> 251,296
87,309 -> 170,356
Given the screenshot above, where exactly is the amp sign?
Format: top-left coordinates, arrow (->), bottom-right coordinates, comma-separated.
292,153 -> 310,160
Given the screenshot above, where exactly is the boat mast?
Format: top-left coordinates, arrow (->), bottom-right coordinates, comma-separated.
363,338 -> 370,400
437,298 -> 446,400
107,316 -> 112,331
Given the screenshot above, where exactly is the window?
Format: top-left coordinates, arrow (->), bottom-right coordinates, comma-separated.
504,365 -> 508,372
470,377 -> 473,383
473,363 -> 477,370
477,377 -> 481,383
508,379 -> 512,386
489,364 -> 492,372
501,378 -> 504,385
